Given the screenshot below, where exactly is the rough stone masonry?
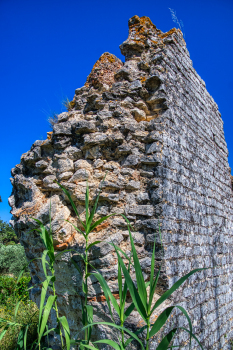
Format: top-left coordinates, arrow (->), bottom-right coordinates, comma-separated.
9,15 -> 233,349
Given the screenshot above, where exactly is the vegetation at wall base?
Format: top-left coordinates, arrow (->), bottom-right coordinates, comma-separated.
0,180 -> 205,349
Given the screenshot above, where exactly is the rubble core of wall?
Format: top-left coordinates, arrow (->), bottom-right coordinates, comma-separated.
9,15 -> 233,349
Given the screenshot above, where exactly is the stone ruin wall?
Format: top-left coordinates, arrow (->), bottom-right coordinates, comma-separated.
9,16 -> 233,349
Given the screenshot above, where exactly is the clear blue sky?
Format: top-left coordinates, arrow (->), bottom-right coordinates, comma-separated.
1,0 -> 233,222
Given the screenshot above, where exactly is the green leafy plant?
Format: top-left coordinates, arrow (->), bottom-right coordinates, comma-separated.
57,176 -> 118,348
0,275 -> 30,309
0,300 -> 38,350
0,208 -> 72,350
82,220 -> 205,350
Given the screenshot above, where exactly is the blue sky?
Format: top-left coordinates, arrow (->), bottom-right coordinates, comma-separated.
1,0 -> 233,222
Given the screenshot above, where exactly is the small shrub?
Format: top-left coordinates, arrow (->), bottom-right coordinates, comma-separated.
0,275 -> 30,309
0,301 -> 38,350
0,243 -> 28,276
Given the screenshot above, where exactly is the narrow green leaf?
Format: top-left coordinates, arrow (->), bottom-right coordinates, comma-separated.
152,268 -> 207,314
156,328 -> 177,350
85,180 -> 90,224
89,213 -> 116,232
64,219 -> 86,237
56,181 -> 86,230
24,325 -> 29,350
71,257 -> 84,276
123,302 -> 135,321
38,276 -> 52,328
149,306 -> 174,338
118,261 -> 122,307
42,327 -> 57,336
109,243 -> 131,261
87,241 -> 102,251
42,250 -> 49,278
14,301 -> 21,321
54,248 -> 76,260
86,305 -> 93,342
126,225 -> 148,311
148,267 -> 161,313
180,327 -> 204,350
59,316 -> 71,350
82,322 -> 145,350
86,174 -> 107,233
38,295 -> 56,342
95,339 -> 121,350
125,325 -> 147,347
0,326 -> 10,342
176,306 -> 192,350
92,272 -> 120,318
113,244 -> 147,321
80,344 -> 98,350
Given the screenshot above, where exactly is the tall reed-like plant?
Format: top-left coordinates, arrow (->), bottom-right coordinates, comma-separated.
56,177 -> 118,348
82,220 -> 205,350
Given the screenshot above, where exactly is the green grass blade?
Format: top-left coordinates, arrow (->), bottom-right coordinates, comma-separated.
80,344 -> 99,350
86,241 -> 102,251
152,268 -> 207,314
92,272 -> 120,317
109,243 -> 131,262
156,328 -> 177,350
113,244 -> 147,321
118,261 -> 122,307
86,174 -> 107,233
149,306 -> 174,338
71,258 -> 83,276
56,181 -> 86,230
82,322 -> 145,350
86,305 -> 93,342
59,316 -> 71,350
148,266 -> 161,313
85,180 -> 90,224
127,225 -> 148,311
54,249 -> 76,260
38,295 -> 56,342
124,325 -> 147,347
42,250 -> 49,277
148,235 -> 156,313
14,301 -> 21,321
89,213 -> 116,232
94,339 -> 121,350
176,306 -> 192,349
180,327 -> 204,350
65,219 -> 86,238
24,324 -> 29,350
39,276 -> 52,329
0,325 -> 10,342
123,302 -> 135,321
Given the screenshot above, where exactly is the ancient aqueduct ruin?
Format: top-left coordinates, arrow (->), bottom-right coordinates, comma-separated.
9,16 -> 233,349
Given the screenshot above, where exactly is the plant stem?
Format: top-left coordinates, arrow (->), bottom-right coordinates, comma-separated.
146,319 -> 150,350
121,320 -> 124,348
52,269 -> 64,348
84,237 -> 89,343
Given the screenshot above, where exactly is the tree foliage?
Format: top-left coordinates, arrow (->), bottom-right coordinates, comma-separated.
0,219 -> 18,245
0,244 -> 28,276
